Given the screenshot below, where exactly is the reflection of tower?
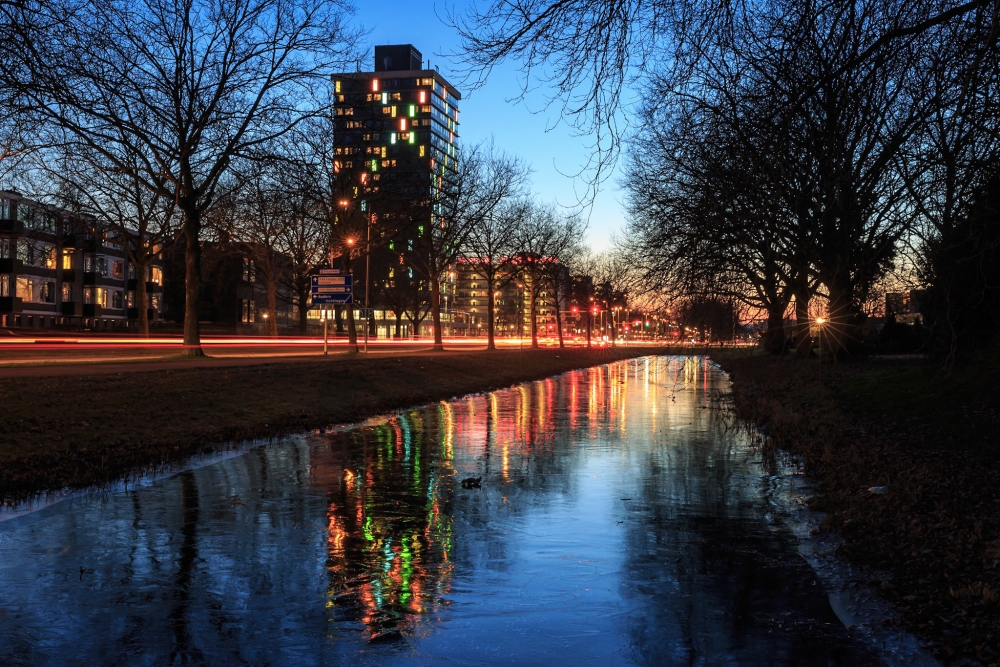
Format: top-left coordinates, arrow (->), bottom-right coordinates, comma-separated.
322,412 -> 455,641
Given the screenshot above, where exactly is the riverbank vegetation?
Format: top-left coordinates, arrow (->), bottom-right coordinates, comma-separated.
0,347 -> 662,502
720,353 -> 1000,663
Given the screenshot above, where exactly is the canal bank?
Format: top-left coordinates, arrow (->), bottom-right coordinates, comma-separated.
0,347 -> 665,501
718,353 -> 1000,664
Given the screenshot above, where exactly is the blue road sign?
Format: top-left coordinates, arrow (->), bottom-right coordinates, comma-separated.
312,273 -> 352,305
312,293 -> 353,305
359,308 -> 374,319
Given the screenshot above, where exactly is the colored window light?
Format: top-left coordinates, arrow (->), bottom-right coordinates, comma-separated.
409,132 -> 416,144
371,159 -> 377,172
382,92 -> 387,105
419,91 -> 427,104
372,79 -> 379,92
391,133 -> 397,144
399,118 -> 407,131
409,105 -> 415,117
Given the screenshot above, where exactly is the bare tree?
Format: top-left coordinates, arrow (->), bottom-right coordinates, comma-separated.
409,140 -> 530,350
0,0 -> 361,354
513,202 -> 586,348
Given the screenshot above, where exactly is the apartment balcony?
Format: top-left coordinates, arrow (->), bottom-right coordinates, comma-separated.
126,278 -> 162,293
0,296 -> 23,313
82,304 -> 102,317
61,269 -> 78,283
0,219 -> 25,235
83,272 -> 123,286
61,301 -> 83,317
127,307 -> 159,321
0,258 -> 23,274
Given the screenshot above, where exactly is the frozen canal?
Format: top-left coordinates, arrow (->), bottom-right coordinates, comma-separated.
0,356 -> 889,665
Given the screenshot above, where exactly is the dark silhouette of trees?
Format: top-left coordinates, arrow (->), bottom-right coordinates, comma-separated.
0,0 -> 361,354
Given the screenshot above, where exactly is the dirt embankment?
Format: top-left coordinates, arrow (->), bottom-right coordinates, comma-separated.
718,354 -> 1000,665
0,347 -> 663,501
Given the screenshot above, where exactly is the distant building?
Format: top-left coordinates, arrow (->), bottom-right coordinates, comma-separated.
0,191 -> 164,331
450,257 -> 575,338
328,45 -> 461,332
885,290 -> 926,324
162,240 -> 297,333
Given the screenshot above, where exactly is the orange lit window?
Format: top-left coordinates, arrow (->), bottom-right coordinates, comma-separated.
419,91 -> 427,104
371,78 -> 379,92
399,118 -> 407,131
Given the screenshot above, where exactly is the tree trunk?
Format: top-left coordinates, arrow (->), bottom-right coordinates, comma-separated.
394,311 -> 402,338
486,275 -> 496,350
794,285 -> 812,358
763,304 -> 786,355
823,274 -> 857,361
343,255 -> 358,353
553,288 -> 565,348
297,281 -> 310,333
430,272 -> 444,351
335,305 -> 343,333
182,208 -> 204,356
266,275 -> 278,336
586,311 -> 591,347
529,279 -> 539,348
136,261 -> 149,337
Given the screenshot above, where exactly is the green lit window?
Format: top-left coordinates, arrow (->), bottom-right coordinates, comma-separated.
391,133 -> 397,144
371,159 -> 377,172
418,225 -> 424,236
409,105 -> 415,117
409,132 -> 416,144
389,241 -> 394,250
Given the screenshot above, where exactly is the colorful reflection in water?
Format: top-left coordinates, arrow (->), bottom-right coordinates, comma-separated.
0,356 -> 880,665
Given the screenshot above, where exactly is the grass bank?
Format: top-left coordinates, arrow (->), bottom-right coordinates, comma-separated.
717,353 -> 1000,664
0,347 -> 664,502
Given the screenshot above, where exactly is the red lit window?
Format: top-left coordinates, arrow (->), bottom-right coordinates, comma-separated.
399,118 -> 407,131
372,79 -> 379,92
419,91 -> 427,104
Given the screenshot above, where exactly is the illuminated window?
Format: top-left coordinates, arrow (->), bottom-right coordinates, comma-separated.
421,105 -> 431,113
381,92 -> 387,105
372,79 -> 379,92
409,132 -> 416,144
334,80 -> 341,93
391,106 -> 397,118
360,200 -> 366,212
399,118 -> 407,131
390,132 -> 396,144
389,241 -> 394,250
420,78 -> 433,86
409,105 -> 415,117
381,146 -> 387,158
419,91 -> 427,104
419,145 -> 426,157
371,159 -> 377,172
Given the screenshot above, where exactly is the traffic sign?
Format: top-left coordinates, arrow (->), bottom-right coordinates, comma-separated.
312,293 -> 353,305
317,268 -> 342,275
359,308 -> 374,319
311,275 -> 351,286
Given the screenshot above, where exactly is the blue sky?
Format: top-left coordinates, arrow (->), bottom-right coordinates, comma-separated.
351,2 -> 625,252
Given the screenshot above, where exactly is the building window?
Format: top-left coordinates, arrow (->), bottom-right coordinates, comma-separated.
127,291 -> 134,307
242,258 -> 255,283
150,267 -> 162,284
241,299 -> 255,323
0,199 -> 9,219
0,275 -> 8,297
41,281 -> 55,303
111,260 -> 124,279
150,294 -> 160,311
16,277 -> 33,301
62,248 -> 73,269
111,290 -> 123,309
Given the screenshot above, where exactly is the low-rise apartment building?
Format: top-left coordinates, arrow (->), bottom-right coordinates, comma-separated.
0,191 -> 164,330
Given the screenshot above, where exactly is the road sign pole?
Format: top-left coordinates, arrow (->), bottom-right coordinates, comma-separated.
323,308 -> 328,355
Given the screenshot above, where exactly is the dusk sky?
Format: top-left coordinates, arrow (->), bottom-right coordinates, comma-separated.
352,2 -> 625,252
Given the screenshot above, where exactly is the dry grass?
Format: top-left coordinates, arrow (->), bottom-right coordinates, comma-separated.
719,354 -> 1000,664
